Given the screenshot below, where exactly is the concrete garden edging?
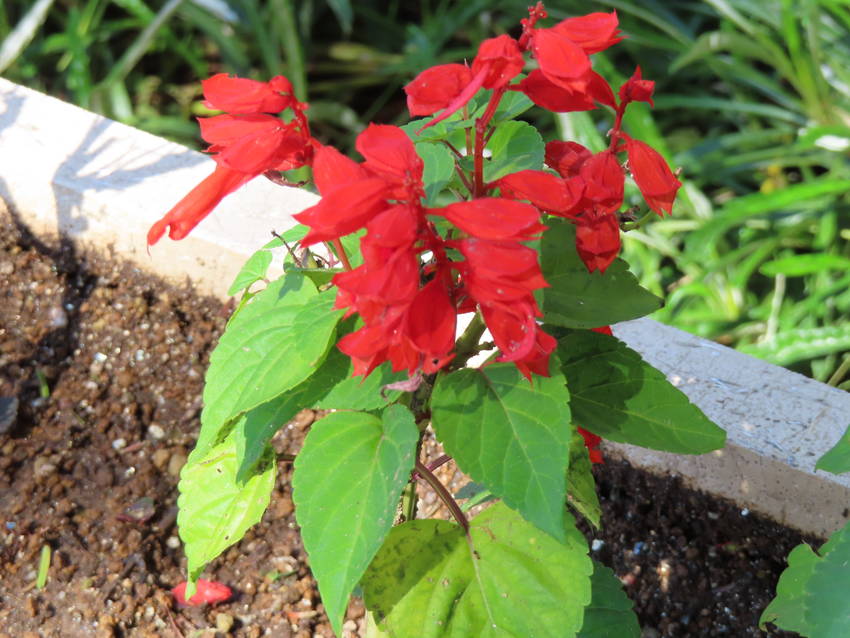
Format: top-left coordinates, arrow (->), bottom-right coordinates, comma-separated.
3,77 -> 849,538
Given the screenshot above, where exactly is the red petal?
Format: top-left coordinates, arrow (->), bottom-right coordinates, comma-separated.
417,66 -> 488,133
471,35 -> 524,89
512,329 -> 557,381
406,279 -> 456,360
356,124 -> 423,183
574,210 -> 621,273
496,169 -> 583,215
148,165 -> 252,245
364,204 -> 419,247
171,579 -> 232,606
433,199 -> 545,241
198,114 -> 282,146
531,29 -> 591,88
481,302 -> 538,363
202,74 -> 294,114
518,70 -> 596,113
295,178 -> 389,245
545,141 -> 592,178
577,427 -> 604,464
312,145 -> 366,194
580,151 -> 624,214
586,70 -> 617,109
626,138 -> 681,216
553,12 -> 623,55
405,64 -> 473,117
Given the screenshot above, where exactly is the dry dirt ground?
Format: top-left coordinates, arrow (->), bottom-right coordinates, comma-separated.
0,213 -> 809,637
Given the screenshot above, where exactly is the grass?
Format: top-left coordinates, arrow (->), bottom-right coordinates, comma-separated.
1,0 -> 848,386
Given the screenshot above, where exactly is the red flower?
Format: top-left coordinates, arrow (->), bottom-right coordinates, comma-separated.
404,64 -> 473,117
171,579 -> 232,606
149,74 -> 314,245
202,74 -> 296,114
552,12 -> 623,55
625,137 -> 681,216
471,35 -> 524,89
432,199 -> 546,241
574,209 -> 621,273
577,427 -> 603,464
618,66 -> 655,107
545,141 -> 592,178
580,150 -> 624,214
494,170 -> 584,218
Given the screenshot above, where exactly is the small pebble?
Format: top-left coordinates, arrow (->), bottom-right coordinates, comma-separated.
166,536 -> 181,549
33,456 -> 57,479
0,261 -> 13,275
151,448 -> 170,470
591,539 -> 604,552
147,423 -> 165,440
167,452 -> 187,477
112,438 -> 127,450
741,508 -> 749,516
216,612 -> 235,633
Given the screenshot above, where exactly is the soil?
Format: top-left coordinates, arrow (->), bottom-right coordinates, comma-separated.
0,212 -> 816,637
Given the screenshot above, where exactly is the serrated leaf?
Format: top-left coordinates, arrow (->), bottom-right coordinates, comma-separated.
816,423 -> 850,475
197,274 -> 343,459
362,503 -> 592,638
292,406 -> 418,635
227,248 -> 273,296
567,431 -> 601,529
578,562 -> 640,638
484,120 -> 544,182
540,219 -> 662,329
431,362 -> 572,541
761,520 -> 850,636
177,431 -> 276,593
558,331 -> 726,454
492,89 -> 534,123
233,346 -> 351,481
234,347 -> 404,481
738,326 -> 850,366
416,142 -> 455,205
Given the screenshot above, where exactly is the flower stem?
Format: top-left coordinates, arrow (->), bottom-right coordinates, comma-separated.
414,459 -> 469,533
331,237 -> 353,271
452,312 -> 487,369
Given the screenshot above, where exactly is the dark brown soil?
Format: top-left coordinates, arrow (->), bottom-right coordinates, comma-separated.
0,211 -> 811,637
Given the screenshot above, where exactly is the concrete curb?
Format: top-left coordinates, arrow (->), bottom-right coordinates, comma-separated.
3,78 -> 849,538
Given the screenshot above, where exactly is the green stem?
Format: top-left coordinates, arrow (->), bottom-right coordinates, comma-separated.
414,460 -> 468,533
828,355 -> 850,387
273,0 -> 307,100
452,312 -> 487,369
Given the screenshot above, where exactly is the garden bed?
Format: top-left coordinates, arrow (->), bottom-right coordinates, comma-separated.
0,213 -> 813,637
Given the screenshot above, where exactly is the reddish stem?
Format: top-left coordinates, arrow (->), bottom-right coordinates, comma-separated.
414,459 -> 469,533
473,86 -> 507,197
331,238 -> 353,271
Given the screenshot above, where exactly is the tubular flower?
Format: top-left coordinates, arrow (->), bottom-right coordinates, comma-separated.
148,74 -> 315,245
625,136 -> 682,216
295,124 -> 555,379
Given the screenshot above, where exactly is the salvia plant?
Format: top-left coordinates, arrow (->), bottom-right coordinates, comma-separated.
148,4 -> 729,636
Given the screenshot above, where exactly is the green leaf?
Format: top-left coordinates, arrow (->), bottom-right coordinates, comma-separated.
292,406 -> 418,635
738,326 -> 850,367
567,431 -> 601,529
760,254 -> 850,277
234,346 -> 404,481
762,520 -> 850,636
431,362 -> 572,541
816,424 -> 850,475
233,346 -> 350,481
197,274 -> 343,459
578,562 -> 640,638
558,331 -> 726,454
416,142 -> 455,206
177,431 -> 276,592
484,120 -> 544,182
362,503 -> 592,638
228,249 -> 274,296
492,90 -> 534,123
540,219 -> 662,329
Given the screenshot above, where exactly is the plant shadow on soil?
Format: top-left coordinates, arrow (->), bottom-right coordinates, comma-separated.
0,213 -> 811,637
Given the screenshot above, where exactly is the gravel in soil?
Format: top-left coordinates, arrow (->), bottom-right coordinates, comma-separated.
1,212 -> 812,637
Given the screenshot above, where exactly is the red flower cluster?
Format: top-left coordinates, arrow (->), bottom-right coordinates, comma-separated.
404,5 -> 681,273
294,125 -> 552,379
148,75 -> 316,245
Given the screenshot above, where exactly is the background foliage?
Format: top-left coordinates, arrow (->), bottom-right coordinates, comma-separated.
2,0 -> 848,388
